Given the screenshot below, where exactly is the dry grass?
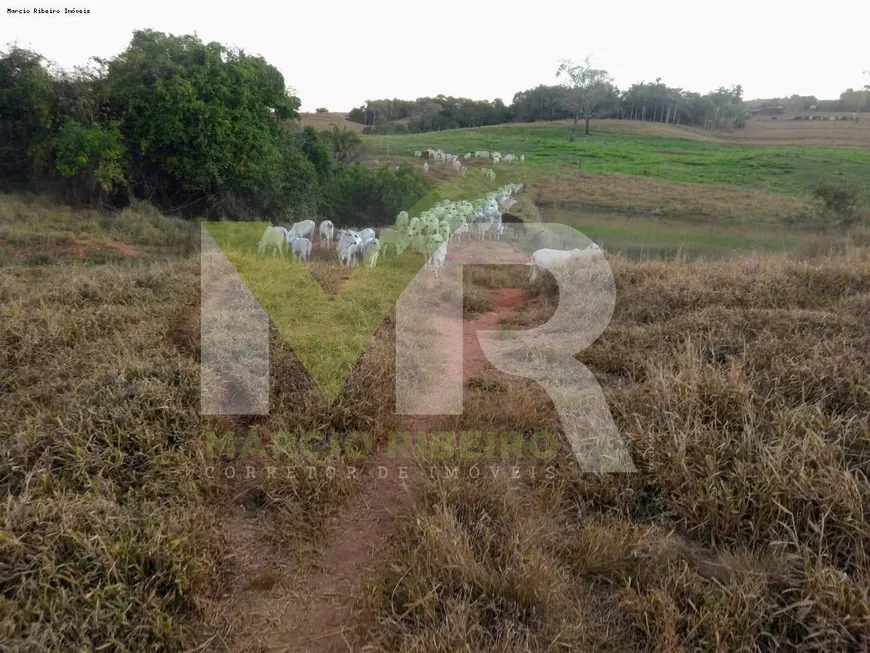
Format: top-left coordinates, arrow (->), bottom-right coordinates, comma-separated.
725,117 -> 870,148
4,193 -> 870,651
297,112 -> 364,133
0,196 -> 403,651
0,259 -> 220,650
359,249 -> 870,652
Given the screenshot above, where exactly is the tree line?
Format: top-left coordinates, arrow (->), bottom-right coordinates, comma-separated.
0,31 -> 430,222
348,75 -> 750,135
348,63 -> 870,136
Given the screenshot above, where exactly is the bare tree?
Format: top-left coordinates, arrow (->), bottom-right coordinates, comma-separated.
556,55 -> 614,141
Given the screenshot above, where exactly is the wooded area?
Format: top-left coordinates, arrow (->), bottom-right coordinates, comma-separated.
0,31 -> 431,221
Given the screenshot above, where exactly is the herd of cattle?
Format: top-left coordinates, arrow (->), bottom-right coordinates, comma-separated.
416,148 -> 524,176
256,182 -> 602,280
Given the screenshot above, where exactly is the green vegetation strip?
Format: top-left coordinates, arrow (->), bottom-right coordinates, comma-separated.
368,124 -> 870,196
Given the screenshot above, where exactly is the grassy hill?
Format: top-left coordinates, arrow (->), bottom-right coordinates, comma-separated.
298,111 -> 364,133
366,120 -> 870,197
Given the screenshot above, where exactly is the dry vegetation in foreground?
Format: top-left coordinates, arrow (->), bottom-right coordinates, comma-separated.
359,251 -> 870,651
2,193 -> 870,651
0,195 -> 402,650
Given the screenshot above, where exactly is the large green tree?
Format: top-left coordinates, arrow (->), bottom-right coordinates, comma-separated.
101,29 -> 305,217
0,47 -> 57,189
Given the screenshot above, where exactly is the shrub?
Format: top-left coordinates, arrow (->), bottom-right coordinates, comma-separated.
813,177 -> 864,230
320,162 -> 431,226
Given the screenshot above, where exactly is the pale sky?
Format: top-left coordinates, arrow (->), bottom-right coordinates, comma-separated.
4,0 -> 868,111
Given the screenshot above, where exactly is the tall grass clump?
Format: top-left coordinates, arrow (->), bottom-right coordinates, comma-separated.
364,249 -> 870,651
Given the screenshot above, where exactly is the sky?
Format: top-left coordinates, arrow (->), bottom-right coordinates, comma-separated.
4,0 -> 868,112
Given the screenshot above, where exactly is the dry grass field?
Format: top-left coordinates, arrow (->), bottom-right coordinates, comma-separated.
3,113 -> 870,651
2,186 -> 869,651
297,112 -> 365,133
724,116 -> 870,148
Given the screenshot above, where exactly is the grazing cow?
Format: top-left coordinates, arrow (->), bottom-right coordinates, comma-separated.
318,220 -> 334,249
258,226 -> 286,256
410,232 -> 430,256
426,239 -> 448,277
414,150 -> 422,158
396,211 -> 410,231
438,220 -> 451,242
290,237 -> 312,262
528,244 -> 603,283
380,227 -> 409,258
452,222 -> 469,241
360,238 -> 381,267
337,230 -> 363,266
287,219 -> 316,240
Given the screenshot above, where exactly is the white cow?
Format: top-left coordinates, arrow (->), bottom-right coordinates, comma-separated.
318,220 -> 334,249
290,237 -> 312,262
287,219 -> 315,240
414,150 -> 422,158
426,240 -> 448,277
452,222 -> 469,241
337,230 -> 363,266
528,244 -> 603,282
258,226 -> 285,256
360,238 -> 381,267
423,162 -> 429,174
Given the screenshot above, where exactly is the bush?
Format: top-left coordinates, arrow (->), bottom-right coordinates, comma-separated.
315,107 -> 328,113
320,163 -> 431,226
813,177 -> 864,230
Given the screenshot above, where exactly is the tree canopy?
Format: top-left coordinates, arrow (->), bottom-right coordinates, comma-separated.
0,32 -> 430,219
556,56 -> 615,139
